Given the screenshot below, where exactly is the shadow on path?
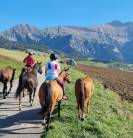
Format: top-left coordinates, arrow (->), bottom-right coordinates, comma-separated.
0,108 -> 43,136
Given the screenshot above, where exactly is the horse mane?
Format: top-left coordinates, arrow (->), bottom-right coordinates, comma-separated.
58,70 -> 68,76
58,71 -> 63,76
32,62 -> 41,74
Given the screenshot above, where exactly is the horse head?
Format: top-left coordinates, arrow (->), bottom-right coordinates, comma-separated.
60,67 -> 71,83
34,62 -> 43,74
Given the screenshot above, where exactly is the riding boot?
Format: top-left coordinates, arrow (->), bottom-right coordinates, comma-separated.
62,88 -> 68,100
56,78 -> 68,100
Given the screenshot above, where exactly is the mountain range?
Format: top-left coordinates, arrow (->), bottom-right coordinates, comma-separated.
0,20 -> 133,63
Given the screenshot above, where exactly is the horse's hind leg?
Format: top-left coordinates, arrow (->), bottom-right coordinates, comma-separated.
29,93 -> 32,106
23,89 -> 25,97
81,111 -> 85,121
8,80 -> 13,95
58,101 -> 61,117
77,104 -> 80,118
32,87 -> 36,104
42,112 -> 51,131
87,100 -> 90,114
29,89 -> 34,106
46,112 -> 51,131
19,93 -> 22,111
45,103 -> 55,131
3,83 -> 7,99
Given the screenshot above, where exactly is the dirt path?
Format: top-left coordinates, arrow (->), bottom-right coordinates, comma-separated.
0,73 -> 45,138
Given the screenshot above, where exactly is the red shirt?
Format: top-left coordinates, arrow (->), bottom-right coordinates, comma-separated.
23,55 -> 35,66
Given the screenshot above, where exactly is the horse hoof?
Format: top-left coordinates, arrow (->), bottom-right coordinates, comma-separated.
19,106 -> 23,111
19,108 -> 23,111
81,118 -> 85,121
46,127 -> 49,132
42,121 -> 47,126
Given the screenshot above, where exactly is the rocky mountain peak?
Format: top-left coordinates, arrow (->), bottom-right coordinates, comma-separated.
0,21 -> 133,63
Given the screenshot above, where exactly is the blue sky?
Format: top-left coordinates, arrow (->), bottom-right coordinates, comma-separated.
0,0 -> 133,31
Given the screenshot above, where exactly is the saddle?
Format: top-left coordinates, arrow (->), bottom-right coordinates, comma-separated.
44,79 -> 67,100
27,67 -> 33,73
45,79 -> 64,90
22,66 -> 33,73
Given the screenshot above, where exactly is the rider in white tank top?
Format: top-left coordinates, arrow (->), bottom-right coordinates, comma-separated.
45,53 -> 68,100
45,60 -> 60,80
45,53 -> 60,81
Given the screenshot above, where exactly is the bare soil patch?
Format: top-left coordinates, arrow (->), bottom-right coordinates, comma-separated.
76,64 -> 133,102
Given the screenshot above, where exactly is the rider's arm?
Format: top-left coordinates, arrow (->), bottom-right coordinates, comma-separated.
57,63 -> 61,74
23,56 -> 27,63
31,57 -> 35,65
33,57 -> 35,64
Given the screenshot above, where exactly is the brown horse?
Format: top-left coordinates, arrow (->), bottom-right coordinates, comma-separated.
15,62 -> 43,111
38,68 -> 71,131
0,66 -> 16,99
75,75 -> 94,120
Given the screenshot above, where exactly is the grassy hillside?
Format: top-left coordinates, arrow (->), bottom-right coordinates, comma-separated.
42,68 -> 133,138
0,55 -> 23,77
0,48 -> 49,62
0,48 -> 49,77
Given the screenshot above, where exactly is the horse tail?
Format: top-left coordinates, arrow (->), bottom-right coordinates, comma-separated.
42,83 -> 51,113
1,74 -> 4,80
15,78 -> 26,98
79,81 -> 85,112
11,68 -> 16,81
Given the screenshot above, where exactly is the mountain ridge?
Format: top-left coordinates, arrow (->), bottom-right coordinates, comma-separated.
0,21 -> 133,63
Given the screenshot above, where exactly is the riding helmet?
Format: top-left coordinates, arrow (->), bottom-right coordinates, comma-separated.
50,53 -> 57,60
29,51 -> 33,55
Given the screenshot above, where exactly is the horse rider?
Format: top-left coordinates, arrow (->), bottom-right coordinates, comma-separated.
23,51 -> 36,68
45,53 -> 68,100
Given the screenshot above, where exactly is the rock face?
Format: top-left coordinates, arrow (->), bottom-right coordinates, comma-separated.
0,21 -> 133,63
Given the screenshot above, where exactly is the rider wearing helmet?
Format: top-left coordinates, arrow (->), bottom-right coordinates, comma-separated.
45,53 -> 60,80
45,53 -> 68,100
23,52 -> 35,68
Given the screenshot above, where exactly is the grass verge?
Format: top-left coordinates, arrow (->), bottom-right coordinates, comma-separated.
41,68 -> 133,138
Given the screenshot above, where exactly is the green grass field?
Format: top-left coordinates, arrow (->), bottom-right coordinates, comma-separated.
0,48 -> 132,138
42,68 -> 133,138
0,48 -> 49,78
0,48 -> 49,62
0,57 -> 23,78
